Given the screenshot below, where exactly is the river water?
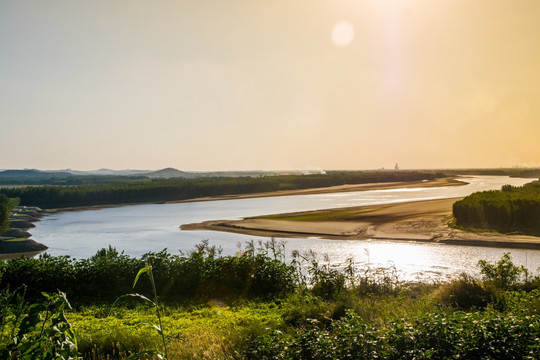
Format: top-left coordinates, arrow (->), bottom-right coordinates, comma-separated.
29,176 -> 540,281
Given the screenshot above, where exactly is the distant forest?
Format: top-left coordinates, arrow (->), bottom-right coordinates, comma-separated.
0,169 -> 147,186
0,171 -> 442,209
453,180 -> 540,235
2,167 -> 539,186
443,168 -> 540,178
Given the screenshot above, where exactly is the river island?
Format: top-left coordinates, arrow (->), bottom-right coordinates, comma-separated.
182,177 -> 540,250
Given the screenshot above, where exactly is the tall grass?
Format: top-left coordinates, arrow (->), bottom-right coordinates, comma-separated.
1,244 -> 540,359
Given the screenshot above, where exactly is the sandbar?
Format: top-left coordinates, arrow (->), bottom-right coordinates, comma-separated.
182,197 -> 540,250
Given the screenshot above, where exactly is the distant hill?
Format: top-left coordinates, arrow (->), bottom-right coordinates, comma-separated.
0,168 -> 329,182
0,169 -> 81,186
144,167 -> 197,179
64,169 -> 150,176
0,169 -> 73,178
143,168 -> 324,179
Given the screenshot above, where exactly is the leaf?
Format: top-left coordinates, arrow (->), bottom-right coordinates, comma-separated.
115,293 -> 156,306
126,349 -> 164,359
133,266 -> 150,289
153,324 -> 163,335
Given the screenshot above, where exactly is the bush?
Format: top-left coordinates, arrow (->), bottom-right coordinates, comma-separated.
431,273 -> 492,310
244,310 -> 540,359
478,253 -> 528,290
281,290 -> 328,326
504,289 -> 540,316
0,291 -> 81,360
0,242 -> 298,305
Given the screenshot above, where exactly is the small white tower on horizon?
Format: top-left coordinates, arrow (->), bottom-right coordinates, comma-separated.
395,163 -> 399,170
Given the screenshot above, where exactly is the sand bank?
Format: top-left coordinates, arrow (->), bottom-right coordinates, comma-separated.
182,197 -> 540,250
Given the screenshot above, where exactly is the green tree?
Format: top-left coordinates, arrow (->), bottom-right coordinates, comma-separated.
478,252 -> 527,290
0,194 -> 19,234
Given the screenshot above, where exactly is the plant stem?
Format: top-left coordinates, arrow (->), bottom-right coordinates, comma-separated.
148,267 -> 169,360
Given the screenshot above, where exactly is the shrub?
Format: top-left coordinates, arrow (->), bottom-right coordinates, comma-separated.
504,289 -> 540,316
304,252 -> 346,299
0,242 -> 298,305
281,290 -> 328,326
244,310 -> 540,359
431,273 -> 492,310
478,253 -> 528,290
355,266 -> 401,296
0,291 -> 81,360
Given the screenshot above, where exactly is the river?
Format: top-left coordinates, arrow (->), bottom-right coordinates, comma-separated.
29,176 -> 540,281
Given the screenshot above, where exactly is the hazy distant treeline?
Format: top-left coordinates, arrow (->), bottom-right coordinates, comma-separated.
443,168 -> 540,178
453,180 -> 540,234
0,171 -> 442,209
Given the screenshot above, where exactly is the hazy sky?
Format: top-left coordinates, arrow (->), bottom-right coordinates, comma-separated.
1,1 -> 539,171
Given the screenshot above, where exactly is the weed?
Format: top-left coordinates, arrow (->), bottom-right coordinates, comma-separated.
0,291 -> 80,360
115,263 -> 169,359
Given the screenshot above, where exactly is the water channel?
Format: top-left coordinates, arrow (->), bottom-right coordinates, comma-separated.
29,176 -> 540,281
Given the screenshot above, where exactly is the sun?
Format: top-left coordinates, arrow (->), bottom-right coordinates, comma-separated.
331,21 -> 355,47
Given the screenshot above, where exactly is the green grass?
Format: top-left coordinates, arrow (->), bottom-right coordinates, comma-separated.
259,207 -> 379,222
70,303 -> 283,359
3,288 -> 539,359
68,291 -> 435,358
56,286 -> 540,359
3,238 -> 29,242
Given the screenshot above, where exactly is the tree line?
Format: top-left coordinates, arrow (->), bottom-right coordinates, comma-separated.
0,195 -> 19,234
453,180 -> 540,234
0,171 -> 442,209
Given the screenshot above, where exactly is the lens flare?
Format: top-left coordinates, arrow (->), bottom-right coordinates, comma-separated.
331,20 -> 355,47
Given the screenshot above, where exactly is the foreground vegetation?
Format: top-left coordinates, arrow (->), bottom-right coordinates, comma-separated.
0,171 -> 443,208
453,180 -> 540,235
1,241 -> 540,359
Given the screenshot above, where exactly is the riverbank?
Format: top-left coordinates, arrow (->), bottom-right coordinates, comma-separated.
0,206 -> 48,257
45,177 -> 465,213
172,176 -> 466,202
182,197 -> 540,250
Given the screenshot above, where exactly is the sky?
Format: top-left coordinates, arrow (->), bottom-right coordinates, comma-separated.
1,0 -> 539,171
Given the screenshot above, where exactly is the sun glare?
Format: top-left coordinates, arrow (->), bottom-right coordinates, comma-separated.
331,20 -> 355,47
